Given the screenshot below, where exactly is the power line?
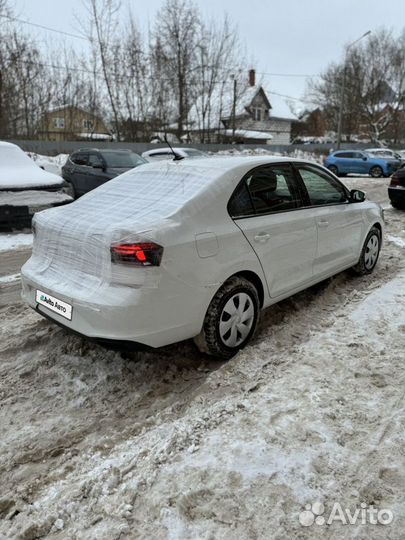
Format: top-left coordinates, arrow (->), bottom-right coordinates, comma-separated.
268,90 -> 319,106
258,71 -> 319,78
13,60 -> 316,105
0,14 -> 90,42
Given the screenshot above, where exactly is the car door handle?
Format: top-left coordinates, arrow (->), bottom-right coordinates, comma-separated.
317,220 -> 329,228
254,232 -> 271,243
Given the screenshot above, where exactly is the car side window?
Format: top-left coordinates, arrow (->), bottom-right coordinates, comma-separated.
246,164 -> 301,214
335,152 -> 353,159
297,166 -> 348,206
228,181 -> 255,217
71,153 -> 88,166
353,152 -> 365,159
88,153 -> 104,167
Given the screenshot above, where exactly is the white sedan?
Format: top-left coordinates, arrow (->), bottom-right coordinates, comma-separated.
21,156 -> 384,359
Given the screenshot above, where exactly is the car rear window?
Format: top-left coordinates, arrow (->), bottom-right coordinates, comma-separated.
102,152 -> 146,168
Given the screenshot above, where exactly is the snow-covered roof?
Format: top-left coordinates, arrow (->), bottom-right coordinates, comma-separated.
222,129 -> 273,140
77,132 -> 112,140
188,84 -> 297,132
0,142 -> 63,190
266,92 -> 298,121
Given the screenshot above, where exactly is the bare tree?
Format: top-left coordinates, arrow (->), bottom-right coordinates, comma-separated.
152,0 -> 201,140
81,0 -> 122,139
309,28 -> 405,144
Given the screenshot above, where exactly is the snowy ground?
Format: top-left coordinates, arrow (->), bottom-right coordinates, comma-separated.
0,175 -> 405,539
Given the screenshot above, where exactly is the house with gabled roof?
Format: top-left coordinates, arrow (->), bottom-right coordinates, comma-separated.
187,70 -> 297,145
38,105 -> 113,142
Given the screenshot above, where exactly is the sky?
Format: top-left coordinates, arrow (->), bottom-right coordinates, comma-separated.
10,0 -> 405,114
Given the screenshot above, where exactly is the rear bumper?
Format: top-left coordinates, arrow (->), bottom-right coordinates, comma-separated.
21,270 -> 212,348
388,186 -> 405,204
0,189 -> 72,231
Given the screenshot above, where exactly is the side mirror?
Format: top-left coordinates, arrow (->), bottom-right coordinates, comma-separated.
362,156 -> 367,161
350,189 -> 366,203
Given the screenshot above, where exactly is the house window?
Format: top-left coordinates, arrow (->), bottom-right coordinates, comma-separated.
253,108 -> 262,121
53,117 -> 65,129
83,119 -> 94,130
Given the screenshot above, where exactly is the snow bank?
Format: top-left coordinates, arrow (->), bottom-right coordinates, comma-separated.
0,232 -> 33,252
28,153 -> 68,176
0,272 -> 20,284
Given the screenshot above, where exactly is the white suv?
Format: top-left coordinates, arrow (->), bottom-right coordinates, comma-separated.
21,156 -> 384,359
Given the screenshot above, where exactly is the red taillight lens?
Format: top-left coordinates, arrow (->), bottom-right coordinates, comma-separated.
390,175 -> 400,187
110,242 -> 163,266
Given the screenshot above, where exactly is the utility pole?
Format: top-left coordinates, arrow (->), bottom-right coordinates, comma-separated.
336,30 -> 371,149
231,74 -> 237,143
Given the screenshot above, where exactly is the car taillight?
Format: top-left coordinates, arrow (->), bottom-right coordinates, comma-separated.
110,242 -> 163,266
390,175 -> 400,187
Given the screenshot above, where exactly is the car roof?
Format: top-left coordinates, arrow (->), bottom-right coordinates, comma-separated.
73,148 -> 132,154
143,147 -> 202,155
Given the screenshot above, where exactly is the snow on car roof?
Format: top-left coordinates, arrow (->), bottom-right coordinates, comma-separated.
37,155 -> 297,232
0,142 -> 63,189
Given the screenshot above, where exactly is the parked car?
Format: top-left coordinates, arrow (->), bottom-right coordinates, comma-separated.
366,148 -> 405,165
324,150 -> 401,178
0,141 -> 72,230
388,167 -> 405,209
62,148 -> 147,198
142,147 -> 209,161
22,157 -> 384,359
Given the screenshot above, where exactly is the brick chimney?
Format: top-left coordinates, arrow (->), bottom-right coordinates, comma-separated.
248,69 -> 256,87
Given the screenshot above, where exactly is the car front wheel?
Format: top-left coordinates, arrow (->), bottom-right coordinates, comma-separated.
351,226 -> 381,275
370,166 -> 383,178
64,181 -> 76,199
328,165 -> 338,176
194,276 -> 260,360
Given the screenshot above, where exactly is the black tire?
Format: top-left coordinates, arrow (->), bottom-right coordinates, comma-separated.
328,165 -> 338,176
194,276 -> 260,360
351,226 -> 381,276
391,200 -> 405,210
64,181 -> 76,199
369,166 -> 383,178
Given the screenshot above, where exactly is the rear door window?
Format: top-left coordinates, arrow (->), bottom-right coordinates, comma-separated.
88,153 -> 104,167
228,164 -> 302,217
335,152 -> 354,158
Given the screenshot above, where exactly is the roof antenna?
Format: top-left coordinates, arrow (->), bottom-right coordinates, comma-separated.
164,133 -> 184,161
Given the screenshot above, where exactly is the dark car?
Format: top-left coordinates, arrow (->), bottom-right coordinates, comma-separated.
388,167 -> 405,209
62,148 -> 147,198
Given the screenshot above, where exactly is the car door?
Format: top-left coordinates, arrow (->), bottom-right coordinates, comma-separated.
353,151 -> 369,174
229,163 -> 318,298
337,151 -> 356,174
85,152 -> 110,192
69,153 -> 89,195
294,164 -> 364,277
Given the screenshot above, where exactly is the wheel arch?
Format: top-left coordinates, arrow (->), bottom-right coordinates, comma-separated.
228,270 -> 265,308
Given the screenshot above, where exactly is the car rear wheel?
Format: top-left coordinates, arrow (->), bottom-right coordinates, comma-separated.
351,226 -> 381,275
194,276 -> 259,360
370,166 -> 383,178
391,200 -> 405,210
328,165 -> 338,175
